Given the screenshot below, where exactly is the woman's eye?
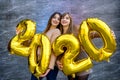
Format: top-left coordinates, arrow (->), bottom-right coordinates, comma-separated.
53,16 -> 56,19
57,18 -> 60,21
66,17 -> 70,20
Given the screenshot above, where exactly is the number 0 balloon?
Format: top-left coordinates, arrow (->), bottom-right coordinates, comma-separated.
79,18 -> 116,62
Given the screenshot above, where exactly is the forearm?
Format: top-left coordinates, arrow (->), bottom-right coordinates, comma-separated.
48,52 -> 57,69
90,31 -> 100,39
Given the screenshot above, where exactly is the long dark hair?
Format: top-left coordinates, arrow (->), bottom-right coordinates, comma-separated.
43,12 -> 62,33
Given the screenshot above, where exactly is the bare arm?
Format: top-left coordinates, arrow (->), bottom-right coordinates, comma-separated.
48,29 -> 61,69
90,31 -> 100,39
90,30 -> 116,39
74,24 -> 116,39
40,29 -> 61,77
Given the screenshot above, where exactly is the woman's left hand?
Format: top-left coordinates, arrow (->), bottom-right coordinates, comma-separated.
40,68 -> 51,77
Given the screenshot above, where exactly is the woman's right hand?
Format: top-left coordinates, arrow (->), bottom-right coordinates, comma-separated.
111,30 -> 116,39
56,60 -> 63,70
16,28 -> 20,34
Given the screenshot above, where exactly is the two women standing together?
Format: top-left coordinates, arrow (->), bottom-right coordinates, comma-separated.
30,12 -> 92,80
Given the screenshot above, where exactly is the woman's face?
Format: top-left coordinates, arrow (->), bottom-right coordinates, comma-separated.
61,14 -> 70,27
51,14 -> 60,27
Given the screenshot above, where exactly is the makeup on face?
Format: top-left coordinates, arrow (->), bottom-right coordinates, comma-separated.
51,14 -> 60,26
61,14 -> 70,26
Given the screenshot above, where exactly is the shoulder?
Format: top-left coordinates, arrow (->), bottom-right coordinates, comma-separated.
53,29 -> 61,34
72,24 -> 80,34
72,24 -> 80,32
74,25 -> 80,31
53,28 -> 60,32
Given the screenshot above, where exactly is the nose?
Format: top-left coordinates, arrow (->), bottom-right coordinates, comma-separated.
55,18 -> 59,21
62,19 -> 66,22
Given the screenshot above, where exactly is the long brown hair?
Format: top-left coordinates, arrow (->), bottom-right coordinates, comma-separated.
61,12 -> 73,34
43,12 -> 62,33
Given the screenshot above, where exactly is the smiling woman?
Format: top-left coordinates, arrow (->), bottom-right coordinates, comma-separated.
55,12 -> 93,80
30,12 -> 62,80
7,12 -> 62,80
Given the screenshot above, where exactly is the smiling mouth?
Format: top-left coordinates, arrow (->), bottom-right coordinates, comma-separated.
53,21 -> 58,24
62,21 -> 67,24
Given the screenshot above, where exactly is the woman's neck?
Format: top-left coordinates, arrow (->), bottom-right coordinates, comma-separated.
63,26 -> 69,34
50,25 -> 56,30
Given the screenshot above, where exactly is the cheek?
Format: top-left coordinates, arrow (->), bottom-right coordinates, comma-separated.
57,20 -> 60,24
67,20 -> 70,24
60,20 -> 63,24
61,21 -> 64,25
51,19 -> 53,24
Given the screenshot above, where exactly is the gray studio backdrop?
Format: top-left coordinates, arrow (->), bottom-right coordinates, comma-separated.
0,0 -> 120,80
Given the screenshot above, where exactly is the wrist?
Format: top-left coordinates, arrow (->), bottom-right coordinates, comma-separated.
48,67 -> 52,70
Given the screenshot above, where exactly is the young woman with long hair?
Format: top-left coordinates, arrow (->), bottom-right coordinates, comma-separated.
31,12 -> 62,80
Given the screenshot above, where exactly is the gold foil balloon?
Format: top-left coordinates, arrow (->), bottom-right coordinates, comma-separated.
79,18 -> 116,62
53,34 -> 93,76
8,19 -> 51,78
8,19 -> 36,57
8,35 -> 31,56
28,34 -> 51,78
17,19 -> 36,41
